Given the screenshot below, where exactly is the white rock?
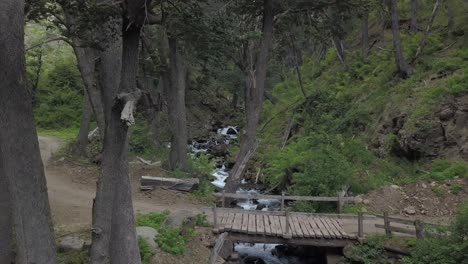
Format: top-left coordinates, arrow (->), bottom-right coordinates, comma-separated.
421,183 -> 427,188
390,185 -> 400,190
363,199 -> 371,205
136,226 -> 159,250
404,206 -> 416,215
59,236 -> 84,252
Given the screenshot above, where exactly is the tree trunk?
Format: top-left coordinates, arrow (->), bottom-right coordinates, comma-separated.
90,10 -> 143,262
0,155 -> 13,264
72,89 -> 92,157
388,0 -> 412,78
64,11 -> 106,141
0,1 -> 57,263
332,37 -> 345,63
165,38 -> 188,170
225,0 -> 274,193
413,0 -> 442,60
410,0 -> 418,32
89,17 -> 123,264
108,25 -> 141,264
447,0 -> 454,31
361,10 -> 369,58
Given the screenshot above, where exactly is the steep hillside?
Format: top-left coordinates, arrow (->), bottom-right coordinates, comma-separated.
257,1 -> 468,206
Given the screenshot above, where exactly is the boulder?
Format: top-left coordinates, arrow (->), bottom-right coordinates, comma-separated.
167,209 -> 195,226
58,236 -> 85,252
136,226 -> 159,250
403,206 -> 416,215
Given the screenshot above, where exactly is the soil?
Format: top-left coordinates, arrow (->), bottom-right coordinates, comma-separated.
362,178 -> 468,224
39,136 -> 206,232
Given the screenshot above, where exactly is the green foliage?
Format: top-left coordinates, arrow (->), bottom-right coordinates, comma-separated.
194,213 -> 210,227
451,184 -> 463,195
347,235 -> 388,264
403,202 -> 468,264
155,227 -> 187,256
136,211 -> 170,230
431,186 -> 445,197
342,203 -> 368,214
427,159 -> 468,181
34,58 -> 84,129
57,250 -> 89,264
138,236 -> 155,264
37,127 -> 80,143
192,179 -> 215,203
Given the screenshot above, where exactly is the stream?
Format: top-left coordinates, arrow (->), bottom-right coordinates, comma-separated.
190,126 -> 313,264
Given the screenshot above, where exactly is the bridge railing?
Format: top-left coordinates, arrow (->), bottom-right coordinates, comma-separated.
213,191 -> 355,213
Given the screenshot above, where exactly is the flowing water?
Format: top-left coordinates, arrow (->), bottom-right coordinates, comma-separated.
190,126 -> 312,264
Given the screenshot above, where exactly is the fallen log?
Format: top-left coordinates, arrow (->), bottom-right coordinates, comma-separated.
140,176 -> 199,192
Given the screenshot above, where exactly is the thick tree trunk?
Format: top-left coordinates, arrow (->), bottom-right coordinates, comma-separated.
108,25 -> 141,264
161,37 -> 188,170
410,0 -> 418,32
72,90 -> 92,157
90,11 -> 142,263
388,0 -> 412,78
89,17 -> 123,264
225,0 -> 274,193
0,1 -> 57,263
0,155 -> 12,264
361,10 -> 369,58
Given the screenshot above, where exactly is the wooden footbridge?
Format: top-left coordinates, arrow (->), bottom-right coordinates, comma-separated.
208,192 -> 442,248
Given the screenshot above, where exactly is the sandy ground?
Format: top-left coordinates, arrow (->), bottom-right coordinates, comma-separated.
38,136 -> 205,232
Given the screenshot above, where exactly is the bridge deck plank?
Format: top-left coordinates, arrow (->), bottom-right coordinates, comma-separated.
291,215 -> 304,238
248,214 -> 256,235
241,213 -> 248,233
232,213 -> 242,232
263,215 -> 272,236
256,214 -> 265,235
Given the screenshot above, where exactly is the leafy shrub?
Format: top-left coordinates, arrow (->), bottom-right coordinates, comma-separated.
57,250 -> 89,264
428,160 -> 468,181
34,60 -> 83,129
346,235 -> 388,264
138,236 -> 155,264
136,211 -> 170,230
451,184 -> 463,195
155,227 -> 187,255
195,213 -> 210,227
403,202 -> 468,264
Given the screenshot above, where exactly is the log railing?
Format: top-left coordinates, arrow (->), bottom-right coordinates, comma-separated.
213,191 -> 355,213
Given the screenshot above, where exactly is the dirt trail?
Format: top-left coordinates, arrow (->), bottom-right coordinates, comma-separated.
38,136 -> 203,231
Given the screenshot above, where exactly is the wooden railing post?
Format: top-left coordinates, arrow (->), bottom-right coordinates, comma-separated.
221,190 -> 226,208
383,211 -> 391,236
337,193 -> 343,214
415,220 -> 424,240
213,205 -> 218,233
358,212 -> 364,238
280,191 -> 285,211
284,210 -> 292,239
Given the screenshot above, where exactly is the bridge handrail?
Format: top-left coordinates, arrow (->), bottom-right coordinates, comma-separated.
213,191 -> 355,213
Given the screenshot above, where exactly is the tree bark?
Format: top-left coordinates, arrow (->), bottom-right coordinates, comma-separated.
387,0 -> 412,78
0,153 -> 13,264
64,11 -> 106,141
361,10 -> 369,58
410,0 -> 418,32
72,89 -> 92,157
90,7 -> 144,262
0,1 -> 57,263
446,0 -> 454,31
167,38 -> 189,170
225,0 -> 274,193
89,16 -> 124,264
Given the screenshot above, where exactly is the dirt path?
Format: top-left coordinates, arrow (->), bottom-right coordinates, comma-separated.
39,136 -> 204,231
